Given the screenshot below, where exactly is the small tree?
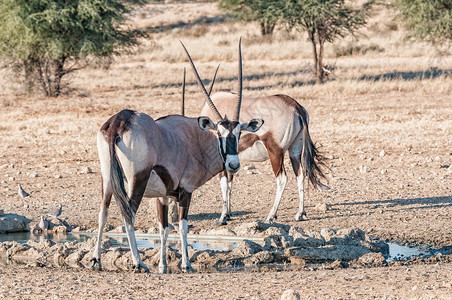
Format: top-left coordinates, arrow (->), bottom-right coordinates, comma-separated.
0,0 -> 146,97
393,0 -> 452,47
281,0 -> 374,83
219,0 -> 281,35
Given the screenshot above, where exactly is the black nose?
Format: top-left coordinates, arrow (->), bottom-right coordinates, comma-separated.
228,162 -> 240,171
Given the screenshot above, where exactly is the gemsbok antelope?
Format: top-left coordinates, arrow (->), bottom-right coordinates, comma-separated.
201,91 -> 328,225
90,40 -> 263,273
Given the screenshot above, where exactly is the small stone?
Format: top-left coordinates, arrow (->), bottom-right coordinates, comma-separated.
379,150 -> 386,157
315,203 -> 330,212
244,165 -> 256,171
280,289 -> 300,300
380,169 -> 387,174
29,173 -> 39,178
54,175 -> 62,179
82,167 -> 93,174
359,165 -> 369,173
358,252 -> 386,266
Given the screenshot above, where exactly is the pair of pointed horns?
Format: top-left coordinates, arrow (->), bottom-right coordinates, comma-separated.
180,38 -> 243,122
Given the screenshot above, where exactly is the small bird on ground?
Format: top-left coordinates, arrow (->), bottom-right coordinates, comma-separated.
48,203 -> 63,219
38,216 -> 49,231
18,184 -> 30,198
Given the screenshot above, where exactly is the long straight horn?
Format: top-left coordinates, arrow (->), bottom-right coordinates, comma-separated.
233,38 -> 243,122
181,67 -> 186,116
180,41 -> 223,121
208,63 -> 221,96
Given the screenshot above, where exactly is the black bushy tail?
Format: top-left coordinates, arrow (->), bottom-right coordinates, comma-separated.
109,135 -> 134,225
300,116 -> 329,191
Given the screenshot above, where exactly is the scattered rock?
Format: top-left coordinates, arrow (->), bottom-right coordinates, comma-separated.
315,203 -> 330,212
359,165 -> 369,173
0,214 -> 29,233
244,251 -> 274,265
358,252 -> 386,266
264,235 -> 294,248
286,245 -> 372,261
81,167 -> 93,174
232,240 -> 263,256
199,227 -> 237,236
379,150 -> 386,157
281,289 -> 300,300
234,221 -> 290,237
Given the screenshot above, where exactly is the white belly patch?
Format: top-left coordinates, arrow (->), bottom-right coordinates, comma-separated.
239,140 -> 269,162
144,170 -> 167,198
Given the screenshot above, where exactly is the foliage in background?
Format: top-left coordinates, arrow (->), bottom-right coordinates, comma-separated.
0,0 -> 147,97
218,0 -> 282,35
393,0 -> 452,47
280,0 -> 375,83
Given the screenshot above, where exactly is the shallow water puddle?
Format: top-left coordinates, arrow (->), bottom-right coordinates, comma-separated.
0,232 -> 448,262
73,232 -> 263,251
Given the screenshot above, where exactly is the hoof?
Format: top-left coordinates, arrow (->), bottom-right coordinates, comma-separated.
90,258 -> 102,270
181,265 -> 193,273
132,263 -> 150,273
264,218 -> 274,224
216,220 -> 228,226
226,214 -> 231,221
294,211 -> 307,221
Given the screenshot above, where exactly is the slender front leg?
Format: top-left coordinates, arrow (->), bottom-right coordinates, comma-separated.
178,191 -> 193,272
157,197 -> 169,274
218,171 -> 231,225
266,169 -> 287,223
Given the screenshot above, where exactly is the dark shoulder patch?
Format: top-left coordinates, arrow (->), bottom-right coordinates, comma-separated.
239,133 -> 260,152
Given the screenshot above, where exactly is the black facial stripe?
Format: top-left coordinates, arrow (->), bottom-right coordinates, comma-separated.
225,136 -> 238,155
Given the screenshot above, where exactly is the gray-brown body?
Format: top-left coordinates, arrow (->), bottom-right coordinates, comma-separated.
201,92 -> 327,224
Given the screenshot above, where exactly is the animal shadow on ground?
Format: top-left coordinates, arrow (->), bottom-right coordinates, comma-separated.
189,211 -> 253,221
149,69 -> 315,91
143,15 -> 230,34
308,196 -> 452,221
359,68 -> 451,82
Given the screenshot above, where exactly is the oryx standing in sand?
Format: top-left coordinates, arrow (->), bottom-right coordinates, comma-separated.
91,40 -> 263,273
201,91 -> 328,225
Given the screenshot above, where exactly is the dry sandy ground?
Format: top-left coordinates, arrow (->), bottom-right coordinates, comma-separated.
0,263 -> 451,299
0,2 -> 451,299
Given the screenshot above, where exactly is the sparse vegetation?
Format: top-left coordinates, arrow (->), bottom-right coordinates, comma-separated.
0,0 -> 147,97
218,0 -> 281,35
280,0 -> 375,83
334,42 -> 385,57
393,0 -> 452,47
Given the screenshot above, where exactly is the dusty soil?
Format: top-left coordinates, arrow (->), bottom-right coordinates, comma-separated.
0,2 -> 451,299
0,263 -> 451,299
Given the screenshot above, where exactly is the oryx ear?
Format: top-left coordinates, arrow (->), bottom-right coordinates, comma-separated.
198,116 -> 217,131
241,118 -> 264,132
